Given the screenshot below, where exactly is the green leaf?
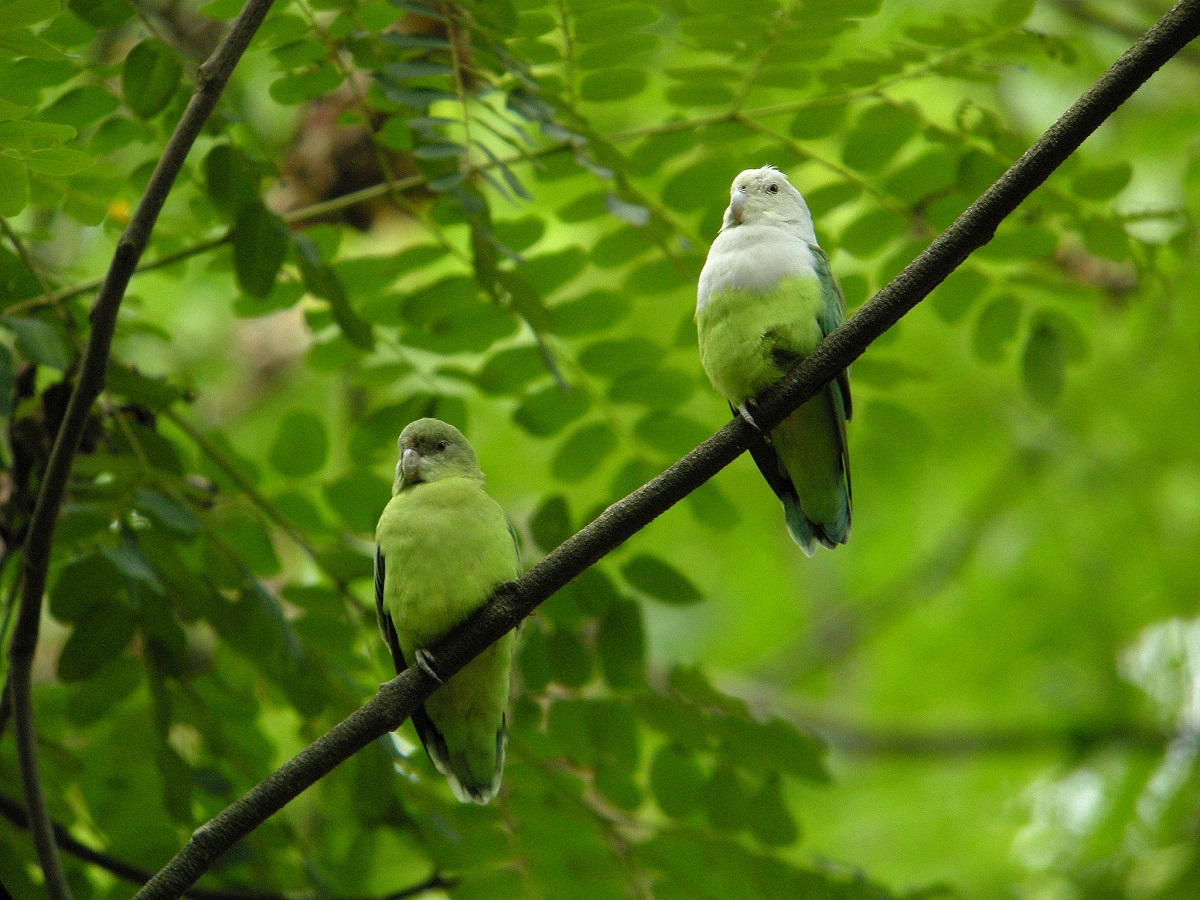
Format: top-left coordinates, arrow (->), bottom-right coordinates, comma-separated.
621,554 -> 703,605
102,531 -> 164,595
122,40 -> 182,118
66,657 -> 141,726
597,597 -> 646,688
322,470 -> 390,533
50,553 -> 122,622
842,102 -> 920,172
134,487 -> 201,537
608,367 -> 695,408
1022,320 -> 1066,408
580,69 -> 647,102
69,0 -> 133,27
704,761 -> 749,832
687,481 -> 740,530
789,102 -> 848,139
839,207 -> 907,258
513,385 -> 590,437
105,361 -> 184,410
269,409 -> 329,478
995,0 -> 1035,26
477,345 -> 548,395
547,627 -> 592,688
972,295 -> 1022,363
497,270 -> 552,333
2,315 -> 70,369
230,202 -> 289,298
294,234 -> 374,349
269,63 -> 343,105
579,337 -> 663,378
650,743 -> 706,818
552,422 -> 617,483
23,146 -> 92,175
931,266 -> 988,324
518,621 -> 553,692
547,290 -> 630,336
0,27 -> 64,60
42,86 -> 120,128
746,775 -> 800,847
1080,216 -> 1131,261
0,119 -> 75,151
0,0 -> 61,28
635,412 -> 710,457
58,601 -> 136,682
0,153 -> 29,215
718,716 -> 828,783
1071,162 -> 1133,201
204,143 -> 259,218
530,494 -> 571,553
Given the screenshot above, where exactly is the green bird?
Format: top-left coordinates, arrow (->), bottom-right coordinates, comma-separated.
374,418 -> 519,803
696,166 -> 851,555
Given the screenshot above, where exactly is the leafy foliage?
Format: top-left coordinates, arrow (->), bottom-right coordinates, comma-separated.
1,0 -> 1199,897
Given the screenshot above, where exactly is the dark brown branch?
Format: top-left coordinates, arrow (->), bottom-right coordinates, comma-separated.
812,719 -> 1179,757
2,1 -> 277,897
134,3 -> 1200,897
0,789 -> 452,900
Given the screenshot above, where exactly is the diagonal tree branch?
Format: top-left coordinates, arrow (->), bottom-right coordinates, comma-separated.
0,788 -> 452,900
2,1 -> 277,896
133,3 -> 1200,897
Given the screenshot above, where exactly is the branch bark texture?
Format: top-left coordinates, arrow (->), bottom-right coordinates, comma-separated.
133,3 -> 1200,897
3,1 -> 276,896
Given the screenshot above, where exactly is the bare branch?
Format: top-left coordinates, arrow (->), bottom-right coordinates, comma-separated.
3,1 -> 277,896
132,3 -> 1200,898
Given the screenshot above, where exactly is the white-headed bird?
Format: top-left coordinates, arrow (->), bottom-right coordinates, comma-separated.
696,166 -> 852,555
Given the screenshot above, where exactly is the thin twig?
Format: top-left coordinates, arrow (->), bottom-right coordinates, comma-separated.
132,5 -> 1200,897
5,1 -> 278,896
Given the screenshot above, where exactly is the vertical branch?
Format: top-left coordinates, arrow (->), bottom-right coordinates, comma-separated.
3,1 -> 278,895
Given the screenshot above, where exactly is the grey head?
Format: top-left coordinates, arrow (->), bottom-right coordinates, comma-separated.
720,165 -> 816,244
395,417 -> 483,489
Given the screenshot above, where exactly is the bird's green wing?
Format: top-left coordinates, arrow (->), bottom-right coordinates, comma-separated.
373,544 -> 451,780
810,242 -> 852,423
374,546 -> 405,672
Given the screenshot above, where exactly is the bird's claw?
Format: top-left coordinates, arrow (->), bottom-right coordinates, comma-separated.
414,649 -> 443,685
737,401 -> 762,432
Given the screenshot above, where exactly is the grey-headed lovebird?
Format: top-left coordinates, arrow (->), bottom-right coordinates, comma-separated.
696,166 -> 852,555
374,418 -> 518,803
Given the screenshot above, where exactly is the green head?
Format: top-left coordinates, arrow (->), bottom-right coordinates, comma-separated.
394,418 -> 483,491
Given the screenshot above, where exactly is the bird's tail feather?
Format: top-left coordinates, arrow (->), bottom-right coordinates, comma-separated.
772,389 -> 850,552
414,707 -> 505,805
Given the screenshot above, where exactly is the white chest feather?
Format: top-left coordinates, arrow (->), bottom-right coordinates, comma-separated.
697,224 -> 820,314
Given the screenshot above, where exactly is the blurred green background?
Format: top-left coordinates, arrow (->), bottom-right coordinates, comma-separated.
2,0 -> 1199,896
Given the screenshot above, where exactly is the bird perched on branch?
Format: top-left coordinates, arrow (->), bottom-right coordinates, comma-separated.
374,418 -> 518,803
696,166 -> 852,555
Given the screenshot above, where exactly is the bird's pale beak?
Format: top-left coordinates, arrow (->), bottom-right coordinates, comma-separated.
729,188 -> 747,224
401,447 -> 422,482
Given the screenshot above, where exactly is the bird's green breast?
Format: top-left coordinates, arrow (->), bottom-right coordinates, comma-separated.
696,275 -> 825,404
376,477 -> 518,654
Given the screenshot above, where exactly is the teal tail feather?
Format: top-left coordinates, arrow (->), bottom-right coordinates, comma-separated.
743,383 -> 850,554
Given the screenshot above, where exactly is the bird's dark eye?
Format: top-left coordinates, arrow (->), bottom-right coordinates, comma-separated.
436,441 -> 448,452
767,183 -> 780,194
